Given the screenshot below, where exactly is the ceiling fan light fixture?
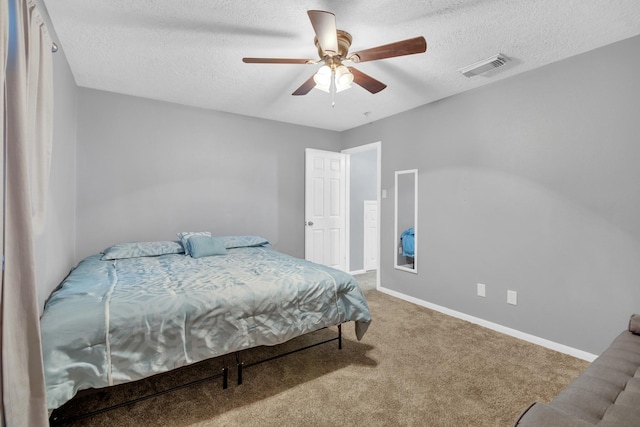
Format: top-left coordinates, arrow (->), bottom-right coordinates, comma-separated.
313,65 -> 332,87
334,65 -> 354,91
314,82 -> 331,93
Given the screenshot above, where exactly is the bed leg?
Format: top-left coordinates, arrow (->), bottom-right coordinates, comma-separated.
236,352 -> 243,385
222,366 -> 228,389
338,324 -> 342,350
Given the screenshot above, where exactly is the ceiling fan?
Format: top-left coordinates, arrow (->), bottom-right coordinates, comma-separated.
242,10 -> 427,96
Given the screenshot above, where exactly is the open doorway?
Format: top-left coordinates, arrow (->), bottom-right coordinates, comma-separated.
343,142 -> 381,291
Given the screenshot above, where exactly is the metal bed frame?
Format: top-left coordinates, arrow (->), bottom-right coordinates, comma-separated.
236,324 -> 342,385
49,361 -> 228,425
48,324 -> 343,425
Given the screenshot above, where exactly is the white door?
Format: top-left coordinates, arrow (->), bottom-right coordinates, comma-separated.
363,200 -> 378,271
305,148 -> 347,271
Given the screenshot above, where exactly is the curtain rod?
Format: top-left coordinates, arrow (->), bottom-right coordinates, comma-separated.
52,42 -> 58,53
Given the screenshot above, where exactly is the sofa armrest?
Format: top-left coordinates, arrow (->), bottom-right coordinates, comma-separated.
629,314 -> 640,335
513,403 -> 594,427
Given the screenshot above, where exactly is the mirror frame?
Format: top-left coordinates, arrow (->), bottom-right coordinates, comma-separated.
394,169 -> 418,274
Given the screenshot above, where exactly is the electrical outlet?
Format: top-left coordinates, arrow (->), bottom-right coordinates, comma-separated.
398,246 -> 402,255
477,283 -> 486,297
507,290 -> 518,305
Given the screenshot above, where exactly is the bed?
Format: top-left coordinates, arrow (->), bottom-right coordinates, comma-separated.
41,234 -> 371,414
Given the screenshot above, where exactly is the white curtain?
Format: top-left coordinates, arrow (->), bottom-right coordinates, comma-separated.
0,0 -> 7,422
2,0 -> 54,425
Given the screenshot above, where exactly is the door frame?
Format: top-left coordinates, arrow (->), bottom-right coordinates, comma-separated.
342,141 -> 381,289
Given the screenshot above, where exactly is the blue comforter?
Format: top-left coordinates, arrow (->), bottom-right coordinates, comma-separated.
41,247 -> 371,410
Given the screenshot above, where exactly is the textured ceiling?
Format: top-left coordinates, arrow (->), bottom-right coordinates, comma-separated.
42,0 -> 640,131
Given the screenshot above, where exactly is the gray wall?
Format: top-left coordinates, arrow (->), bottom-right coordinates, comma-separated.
349,149 -> 377,272
75,89 -> 341,260
341,35 -> 640,355
34,0 -> 78,312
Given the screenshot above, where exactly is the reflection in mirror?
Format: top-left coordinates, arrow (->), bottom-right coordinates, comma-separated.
394,169 -> 418,273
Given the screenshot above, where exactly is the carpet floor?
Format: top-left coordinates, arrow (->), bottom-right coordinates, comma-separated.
51,275 -> 588,426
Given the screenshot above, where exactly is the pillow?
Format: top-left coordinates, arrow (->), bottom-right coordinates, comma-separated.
176,231 -> 211,256
101,241 -> 184,260
221,235 -> 270,249
188,235 -> 227,259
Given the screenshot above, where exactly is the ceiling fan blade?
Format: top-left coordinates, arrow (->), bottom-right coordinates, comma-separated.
348,67 -> 387,94
243,57 -> 313,64
307,10 -> 338,55
292,74 -> 317,96
350,36 -> 427,63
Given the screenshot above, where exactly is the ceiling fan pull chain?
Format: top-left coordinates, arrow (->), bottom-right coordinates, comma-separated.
331,69 -> 336,108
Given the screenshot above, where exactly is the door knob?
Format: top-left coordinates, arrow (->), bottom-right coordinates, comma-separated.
306,221 -> 314,226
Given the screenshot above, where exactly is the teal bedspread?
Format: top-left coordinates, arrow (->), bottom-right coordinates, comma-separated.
41,247 -> 371,410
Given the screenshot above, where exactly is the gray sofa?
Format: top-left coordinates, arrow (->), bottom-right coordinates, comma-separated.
514,314 -> 640,426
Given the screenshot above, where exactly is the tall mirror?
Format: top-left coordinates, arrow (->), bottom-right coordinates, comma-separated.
394,169 -> 418,273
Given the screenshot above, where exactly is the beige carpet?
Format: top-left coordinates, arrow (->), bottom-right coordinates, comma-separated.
52,281 -> 589,426
354,270 -> 377,291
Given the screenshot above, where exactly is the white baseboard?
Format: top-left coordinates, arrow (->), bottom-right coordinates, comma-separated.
349,269 -> 367,276
377,286 -> 598,362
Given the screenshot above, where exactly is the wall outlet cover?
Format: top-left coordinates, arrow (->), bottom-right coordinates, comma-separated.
477,283 -> 486,297
507,290 -> 518,305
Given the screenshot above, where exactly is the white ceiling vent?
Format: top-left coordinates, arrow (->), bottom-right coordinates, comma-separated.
458,54 -> 508,77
